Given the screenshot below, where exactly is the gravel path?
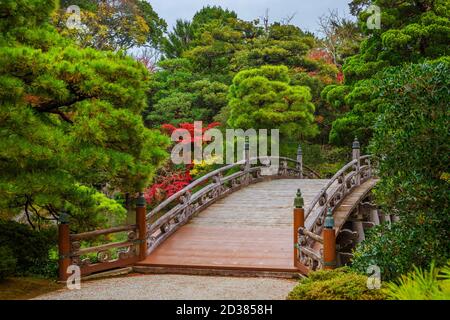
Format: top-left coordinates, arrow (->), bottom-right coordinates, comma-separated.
34,274 -> 297,300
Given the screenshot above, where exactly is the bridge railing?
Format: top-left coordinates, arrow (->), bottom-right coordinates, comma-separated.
296,138 -> 374,271
57,198 -> 147,281
56,143 -> 324,279
145,144 -> 320,255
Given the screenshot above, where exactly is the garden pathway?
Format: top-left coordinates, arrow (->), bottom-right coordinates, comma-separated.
34,274 -> 297,300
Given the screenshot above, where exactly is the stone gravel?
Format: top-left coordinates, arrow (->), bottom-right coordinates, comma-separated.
34,274 -> 298,300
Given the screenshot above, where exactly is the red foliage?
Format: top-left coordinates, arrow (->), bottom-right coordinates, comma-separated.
161,122 -> 221,144
307,49 -> 334,64
307,49 -> 344,83
144,122 -> 221,206
144,170 -> 193,205
337,71 -> 344,84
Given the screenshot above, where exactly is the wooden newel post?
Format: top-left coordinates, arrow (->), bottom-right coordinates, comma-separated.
297,144 -> 303,179
293,189 -> 305,268
58,212 -> 71,282
136,193 -> 147,261
323,208 -> 336,270
352,137 -> 361,185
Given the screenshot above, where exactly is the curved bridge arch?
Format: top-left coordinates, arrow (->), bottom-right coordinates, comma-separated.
59,141 -> 385,280
137,150 -> 379,276
145,156 -> 320,255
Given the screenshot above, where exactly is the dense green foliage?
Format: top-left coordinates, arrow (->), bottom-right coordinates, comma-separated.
287,267 -> 387,300
0,246 -> 17,281
148,6 -> 341,133
385,262 -> 450,300
351,62 -> 450,280
327,0 -> 450,146
227,65 -> 317,139
0,0 -> 169,230
0,220 -> 57,278
145,58 -> 228,127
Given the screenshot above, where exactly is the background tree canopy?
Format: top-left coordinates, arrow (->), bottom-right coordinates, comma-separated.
227,65 -> 318,139
0,0 -> 169,231
54,0 -> 167,51
325,0 -> 450,146
148,6 -> 342,134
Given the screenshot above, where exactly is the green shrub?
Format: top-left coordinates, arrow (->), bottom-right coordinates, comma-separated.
287,267 -> 387,300
351,222 -> 449,281
0,246 -> 17,281
0,220 -> 57,278
386,262 -> 450,300
353,62 -> 450,280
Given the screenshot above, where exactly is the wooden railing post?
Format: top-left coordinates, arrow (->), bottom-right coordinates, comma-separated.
323,208 -> 337,270
136,192 -> 147,260
293,189 -> 305,268
297,144 -> 303,179
58,212 -> 71,282
352,137 -> 361,185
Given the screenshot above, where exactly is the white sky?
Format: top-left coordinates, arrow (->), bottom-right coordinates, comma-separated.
149,0 -> 354,35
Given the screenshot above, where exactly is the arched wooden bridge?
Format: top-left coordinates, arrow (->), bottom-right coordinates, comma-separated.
58,139 -> 394,280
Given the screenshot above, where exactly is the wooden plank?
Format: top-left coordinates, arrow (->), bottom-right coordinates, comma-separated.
133,266 -> 302,279
74,240 -> 136,256
80,257 -> 138,276
70,225 -> 136,240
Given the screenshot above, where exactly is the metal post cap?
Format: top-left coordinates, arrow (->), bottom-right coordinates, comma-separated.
294,189 -> 304,208
136,192 -> 146,207
59,211 -> 69,224
324,208 -> 334,228
244,136 -> 250,150
352,137 -> 360,149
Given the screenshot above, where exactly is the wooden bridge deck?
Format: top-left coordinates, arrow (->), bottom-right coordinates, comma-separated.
137,179 -> 329,275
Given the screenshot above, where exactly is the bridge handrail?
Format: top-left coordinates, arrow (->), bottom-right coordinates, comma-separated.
296,149 -> 374,271
147,161 -> 242,218
145,153 -> 319,254
304,155 -> 372,233
305,159 -> 358,219
147,156 -> 319,219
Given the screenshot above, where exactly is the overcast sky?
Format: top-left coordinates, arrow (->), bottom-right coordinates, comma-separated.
149,0 -> 354,35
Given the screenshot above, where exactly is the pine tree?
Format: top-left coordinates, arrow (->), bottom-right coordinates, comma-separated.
227,65 -> 318,139
0,0 -> 169,230
326,0 -> 450,146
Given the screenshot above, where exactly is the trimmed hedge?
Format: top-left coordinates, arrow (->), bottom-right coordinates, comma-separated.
287,267 -> 387,300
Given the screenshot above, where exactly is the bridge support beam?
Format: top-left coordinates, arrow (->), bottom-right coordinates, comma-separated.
370,208 -> 380,225
323,209 -> 337,270
352,221 -> 366,243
